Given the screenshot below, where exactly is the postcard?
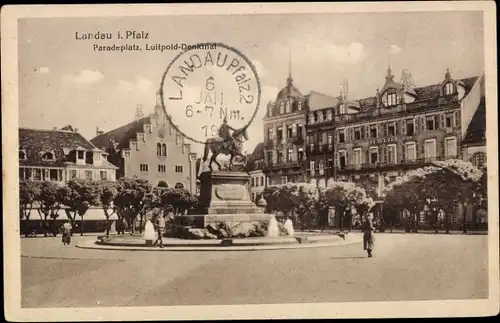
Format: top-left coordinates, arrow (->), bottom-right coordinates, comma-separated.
2,2 -> 498,321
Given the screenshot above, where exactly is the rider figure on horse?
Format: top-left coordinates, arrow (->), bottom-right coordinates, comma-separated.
218,117 -> 237,150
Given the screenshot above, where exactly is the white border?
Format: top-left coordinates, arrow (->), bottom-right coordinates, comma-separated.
2,2 -> 499,321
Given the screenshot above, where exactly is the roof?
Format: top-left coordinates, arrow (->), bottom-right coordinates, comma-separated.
306,91 -> 339,111
19,127 -> 117,169
244,142 -> 264,172
19,127 -> 100,167
90,116 -> 151,150
462,97 -> 486,145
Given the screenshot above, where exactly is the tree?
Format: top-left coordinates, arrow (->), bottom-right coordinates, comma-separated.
324,181 -> 373,232
157,188 -> 198,215
20,181 -> 41,236
36,181 -> 65,237
113,178 -> 152,233
95,181 -> 118,236
59,179 -> 99,236
261,186 -> 281,213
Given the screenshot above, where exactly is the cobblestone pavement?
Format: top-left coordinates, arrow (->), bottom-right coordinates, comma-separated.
20,233 -> 488,308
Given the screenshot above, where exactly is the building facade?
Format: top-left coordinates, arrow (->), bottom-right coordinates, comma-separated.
305,88 -> 360,188
91,92 -> 198,193
331,69 -> 482,199
19,126 -> 118,184
461,97 -> 486,168
262,73 -> 308,185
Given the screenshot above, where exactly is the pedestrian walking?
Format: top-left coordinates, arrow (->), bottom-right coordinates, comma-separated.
362,213 -> 375,258
61,221 -> 72,246
153,213 -> 166,248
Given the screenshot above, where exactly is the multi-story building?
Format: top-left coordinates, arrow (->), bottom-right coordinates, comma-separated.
91,92 -> 198,193
244,142 -> 268,201
262,73 -> 307,185
332,68 -> 483,199
19,126 -> 118,184
462,96 -> 486,168
305,88 -> 360,188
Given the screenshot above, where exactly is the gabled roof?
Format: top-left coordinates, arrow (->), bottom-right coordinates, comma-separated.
463,97 -> 486,145
90,116 -> 150,150
19,127 -> 100,166
306,91 -> 339,112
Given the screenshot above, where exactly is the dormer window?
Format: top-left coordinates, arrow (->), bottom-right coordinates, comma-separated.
279,102 -> 285,114
19,150 -> 27,160
444,82 -> 454,96
77,150 -> 84,160
298,102 -> 302,111
338,104 -> 345,115
267,105 -> 273,117
386,89 -> 397,106
42,152 -> 54,161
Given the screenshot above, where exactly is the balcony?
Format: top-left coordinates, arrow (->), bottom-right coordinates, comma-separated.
286,136 -> 304,146
264,140 -> 275,149
306,144 -> 334,156
262,160 -> 305,172
335,155 -> 460,173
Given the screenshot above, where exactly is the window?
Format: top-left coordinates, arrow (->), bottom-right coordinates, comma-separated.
163,144 -> 167,156
279,102 -> 285,114
267,128 -> 274,141
100,171 -> 108,180
158,165 -> 166,173
267,151 -> 273,164
49,169 -> 59,181
281,176 -> 288,185
369,147 -> 379,164
354,127 -> 361,140
370,124 -> 377,138
297,148 -> 304,161
339,151 -> 347,169
157,143 -> 161,156
387,144 -> 397,164
319,161 -> 324,175
292,124 -> 297,137
124,151 -> 131,158
297,124 -> 303,139
424,139 -> 436,161
277,126 -> 283,142
70,170 -> 77,179
444,137 -> 457,158
353,149 -> 361,167
287,148 -> 293,162
472,152 -> 485,167
298,102 -> 302,111
175,182 -> 184,189
41,152 -> 54,161
445,82 -> 454,95
277,150 -> 284,164
19,150 -> 26,160
326,110 -> 333,121
251,178 -> 255,187
175,165 -> 183,173
33,169 -> 42,181
309,161 -> 315,176
338,129 -> 345,143
140,164 -> 149,172
260,177 -> 264,186
387,122 -> 396,137
287,125 -> 293,138
426,116 -> 435,131
387,90 -> 397,106
285,101 -> 291,114
446,113 -> 454,128
406,119 -> 414,136
19,168 -> 25,180
338,104 -> 345,115
327,134 -> 333,149
77,151 -> 84,159
85,170 -> 93,180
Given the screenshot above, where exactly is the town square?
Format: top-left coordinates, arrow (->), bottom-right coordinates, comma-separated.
3,3 -> 498,321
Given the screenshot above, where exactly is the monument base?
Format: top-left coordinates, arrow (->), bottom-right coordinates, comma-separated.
186,170 -> 272,228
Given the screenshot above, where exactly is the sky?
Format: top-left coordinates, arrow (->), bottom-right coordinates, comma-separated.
18,11 -> 484,157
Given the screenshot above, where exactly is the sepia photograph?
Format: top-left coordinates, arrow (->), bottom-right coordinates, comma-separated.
2,2 -> 498,321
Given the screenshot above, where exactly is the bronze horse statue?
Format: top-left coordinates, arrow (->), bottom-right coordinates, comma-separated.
202,126 -> 248,171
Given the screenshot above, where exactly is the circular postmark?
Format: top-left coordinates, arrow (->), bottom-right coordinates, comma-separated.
160,42 -> 261,144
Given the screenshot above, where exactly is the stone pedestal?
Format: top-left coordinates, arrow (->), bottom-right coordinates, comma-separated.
188,170 -> 271,228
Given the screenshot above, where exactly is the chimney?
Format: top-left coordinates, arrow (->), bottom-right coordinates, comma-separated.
96,126 -> 104,136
